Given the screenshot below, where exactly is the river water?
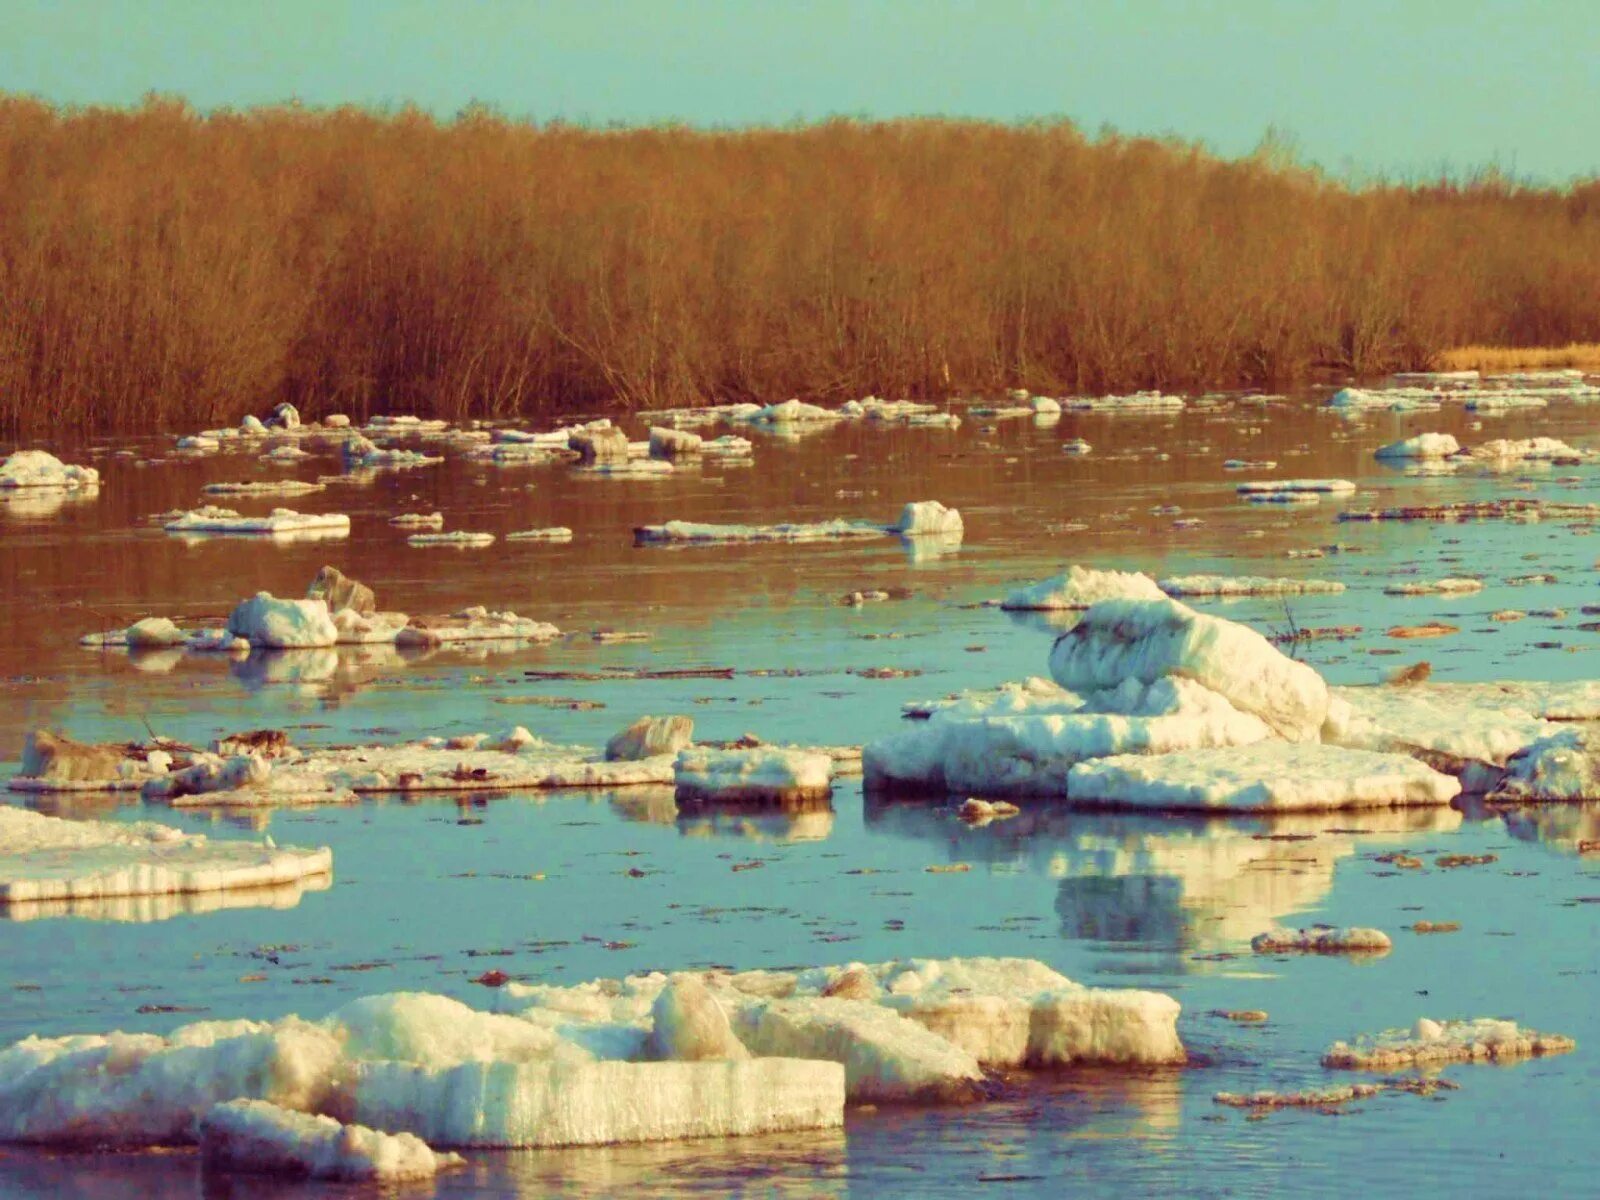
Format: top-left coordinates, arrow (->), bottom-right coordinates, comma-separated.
1,391 -> 1596,1196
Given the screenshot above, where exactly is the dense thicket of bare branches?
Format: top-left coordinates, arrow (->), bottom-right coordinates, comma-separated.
2,98 -> 1597,431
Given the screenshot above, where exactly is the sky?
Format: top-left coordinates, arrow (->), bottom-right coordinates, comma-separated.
4,0 -> 1597,182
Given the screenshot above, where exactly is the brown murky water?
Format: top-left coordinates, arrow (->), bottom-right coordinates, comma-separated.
1,391 -> 1597,1196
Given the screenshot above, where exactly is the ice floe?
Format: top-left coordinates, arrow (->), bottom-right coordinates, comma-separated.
1383,577 -> 1483,596
1322,1018 -> 1575,1070
507,526 -> 574,542
1250,926 -> 1392,954
675,747 -> 834,804
1235,479 -> 1356,496
0,449 -> 100,491
1066,744 -> 1460,812
202,480 -> 325,497
407,531 -> 496,547
1375,433 -> 1461,460
200,1099 -> 463,1181
1158,575 -> 1345,598
0,806 -> 331,908
162,506 -> 350,538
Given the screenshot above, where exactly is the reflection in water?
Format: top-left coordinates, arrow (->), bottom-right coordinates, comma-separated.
0,873 -> 330,923
865,797 -> 1462,958
1476,798 -> 1600,857
0,484 -> 100,520
678,797 -> 836,843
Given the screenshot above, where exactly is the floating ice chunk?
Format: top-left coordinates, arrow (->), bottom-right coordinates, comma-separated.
340,436 -> 442,470
892,501 -> 963,537
307,565 -> 375,615
394,607 -> 559,646
1383,577 -> 1483,596
164,506 -> 350,537
1250,926 -> 1392,953
607,715 -> 694,761
1470,436 -> 1583,461
202,480 -> 325,497
176,434 -> 221,452
389,512 -> 444,528
364,415 -> 449,433
1048,597 -> 1330,741
0,806 -> 332,908
227,594 -> 339,649
701,434 -> 755,457
0,1018 -> 342,1145
1061,391 -> 1184,412
1375,433 -> 1461,460
1497,727 -> 1600,800
1159,575 -> 1345,598
577,459 -> 675,478
200,1100 -> 462,1181
407,531 -> 495,547
351,1057 -> 843,1148
125,617 -> 189,647
0,450 -> 100,491
1323,1018 -> 1575,1070
675,747 -> 833,804
13,730 -> 168,791
569,426 -> 631,462
142,753 -> 271,801
506,526 -> 573,542
739,398 -> 842,424
1465,393 -> 1547,411
1236,479 -> 1356,496
1062,438 -> 1092,455
864,677 -> 1272,797
1002,566 -> 1165,612
649,427 -> 703,458
1066,743 -> 1461,811
635,519 -> 884,545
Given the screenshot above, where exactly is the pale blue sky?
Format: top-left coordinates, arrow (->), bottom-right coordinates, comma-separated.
4,0 -> 1596,181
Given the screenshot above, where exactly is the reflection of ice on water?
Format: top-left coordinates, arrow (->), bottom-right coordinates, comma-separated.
865,798 -> 1461,957
609,790 -> 837,843
0,484 -> 100,520
1490,800 -> 1600,858
0,873 -> 330,923
900,530 -> 962,564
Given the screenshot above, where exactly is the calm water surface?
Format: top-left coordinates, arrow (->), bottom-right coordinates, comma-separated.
1,393 -> 1597,1197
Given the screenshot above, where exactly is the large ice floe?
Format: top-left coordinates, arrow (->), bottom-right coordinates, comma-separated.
162,506 -> 350,539
636,501 -> 962,547
0,957 -> 1181,1151
674,748 -> 834,804
0,449 -> 100,491
0,806 -> 331,910
865,583 -> 1505,809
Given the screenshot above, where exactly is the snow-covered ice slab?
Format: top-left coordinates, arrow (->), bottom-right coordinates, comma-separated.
1324,682 -> 1584,779
351,1057 -> 843,1148
394,607 -> 559,646
389,511 -> 444,528
864,677 -> 1271,797
1159,575 -> 1345,598
635,519 -> 886,545
1383,577 -> 1483,595
0,450 -> 100,490
1236,479 -> 1356,496
0,806 -> 332,907
892,501 -> 963,537
1322,1018 -> 1576,1070
407,531 -> 495,547
1470,436 -> 1585,462
228,593 -> 339,648
1375,433 -> 1461,460
736,398 -> 842,425
675,748 -> 833,804
1048,597 -> 1330,741
163,507 -> 350,538
200,1100 -> 463,1181
1001,567 -> 1165,611
1250,926 -> 1392,954
1061,391 -> 1184,413
506,527 -> 573,542
1065,744 -> 1461,812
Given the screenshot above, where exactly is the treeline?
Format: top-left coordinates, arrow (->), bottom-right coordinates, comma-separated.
2,97 -> 1598,432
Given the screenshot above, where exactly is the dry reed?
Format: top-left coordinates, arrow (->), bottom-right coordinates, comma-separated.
1,98 -> 1598,432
